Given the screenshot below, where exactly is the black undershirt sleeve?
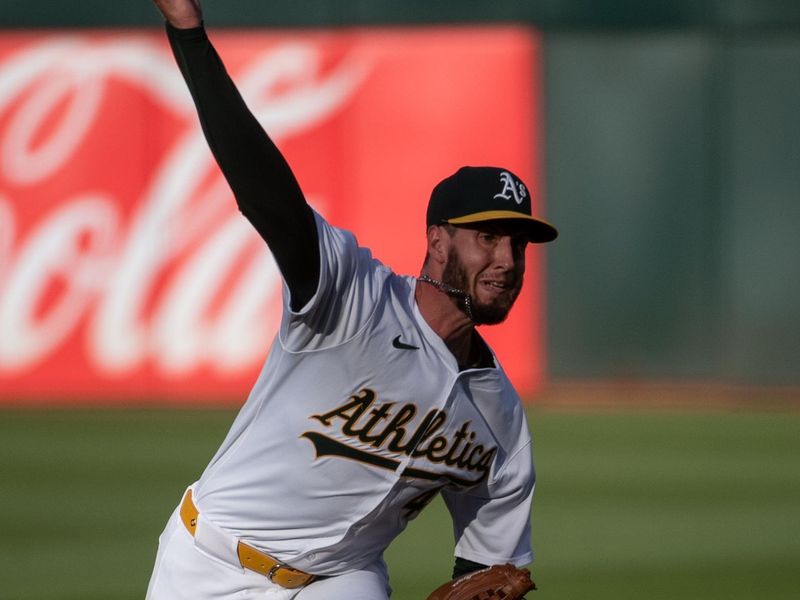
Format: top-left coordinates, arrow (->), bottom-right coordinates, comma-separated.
453,557 -> 488,579
165,23 -> 319,310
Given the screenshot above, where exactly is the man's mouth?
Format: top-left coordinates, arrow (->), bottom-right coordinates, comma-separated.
478,279 -> 514,297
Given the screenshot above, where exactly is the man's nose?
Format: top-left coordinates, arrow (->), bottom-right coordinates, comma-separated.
494,237 -> 515,268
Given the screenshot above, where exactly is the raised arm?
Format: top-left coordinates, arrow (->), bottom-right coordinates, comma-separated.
152,0 -> 202,28
152,0 -> 320,310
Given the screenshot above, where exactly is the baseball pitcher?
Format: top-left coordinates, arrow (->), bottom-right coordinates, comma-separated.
145,2 -> 557,599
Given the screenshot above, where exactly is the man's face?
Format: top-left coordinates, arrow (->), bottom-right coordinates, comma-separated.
440,222 -> 528,325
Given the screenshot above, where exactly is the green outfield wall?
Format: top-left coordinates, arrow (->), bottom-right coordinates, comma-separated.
3,0 -> 798,386
545,32 -> 800,386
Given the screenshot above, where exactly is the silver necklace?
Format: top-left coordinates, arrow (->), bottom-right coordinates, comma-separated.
418,274 -> 474,322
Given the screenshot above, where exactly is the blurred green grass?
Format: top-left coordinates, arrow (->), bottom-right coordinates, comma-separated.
1,407 -> 798,599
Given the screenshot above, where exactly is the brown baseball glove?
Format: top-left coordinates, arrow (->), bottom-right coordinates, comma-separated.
425,564 -> 537,600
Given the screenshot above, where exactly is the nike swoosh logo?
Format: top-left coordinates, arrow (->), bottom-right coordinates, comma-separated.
392,335 -> 419,350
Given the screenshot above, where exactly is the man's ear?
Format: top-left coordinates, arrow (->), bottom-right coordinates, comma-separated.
426,225 -> 450,266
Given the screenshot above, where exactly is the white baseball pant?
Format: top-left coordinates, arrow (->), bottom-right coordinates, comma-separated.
145,503 -> 391,600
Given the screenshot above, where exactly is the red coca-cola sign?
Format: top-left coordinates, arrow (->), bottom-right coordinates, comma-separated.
0,27 -> 547,405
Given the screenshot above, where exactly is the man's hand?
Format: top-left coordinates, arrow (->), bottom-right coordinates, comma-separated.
152,0 -> 203,29
425,564 -> 536,600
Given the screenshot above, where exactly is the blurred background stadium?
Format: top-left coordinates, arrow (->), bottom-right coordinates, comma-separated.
1,1 -> 798,599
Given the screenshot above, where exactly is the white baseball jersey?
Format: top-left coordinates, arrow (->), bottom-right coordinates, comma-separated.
192,211 -> 535,576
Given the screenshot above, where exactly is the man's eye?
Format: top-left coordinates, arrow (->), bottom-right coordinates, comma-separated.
479,233 -> 497,243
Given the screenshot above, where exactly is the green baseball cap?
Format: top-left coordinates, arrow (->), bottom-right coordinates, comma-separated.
426,166 -> 558,243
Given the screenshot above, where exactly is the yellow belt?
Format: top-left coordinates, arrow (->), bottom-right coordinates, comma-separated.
180,489 -> 315,590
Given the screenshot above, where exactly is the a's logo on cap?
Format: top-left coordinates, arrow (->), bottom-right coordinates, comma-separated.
493,171 -> 527,205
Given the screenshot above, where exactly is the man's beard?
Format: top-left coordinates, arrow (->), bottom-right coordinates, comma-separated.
441,248 -> 523,325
